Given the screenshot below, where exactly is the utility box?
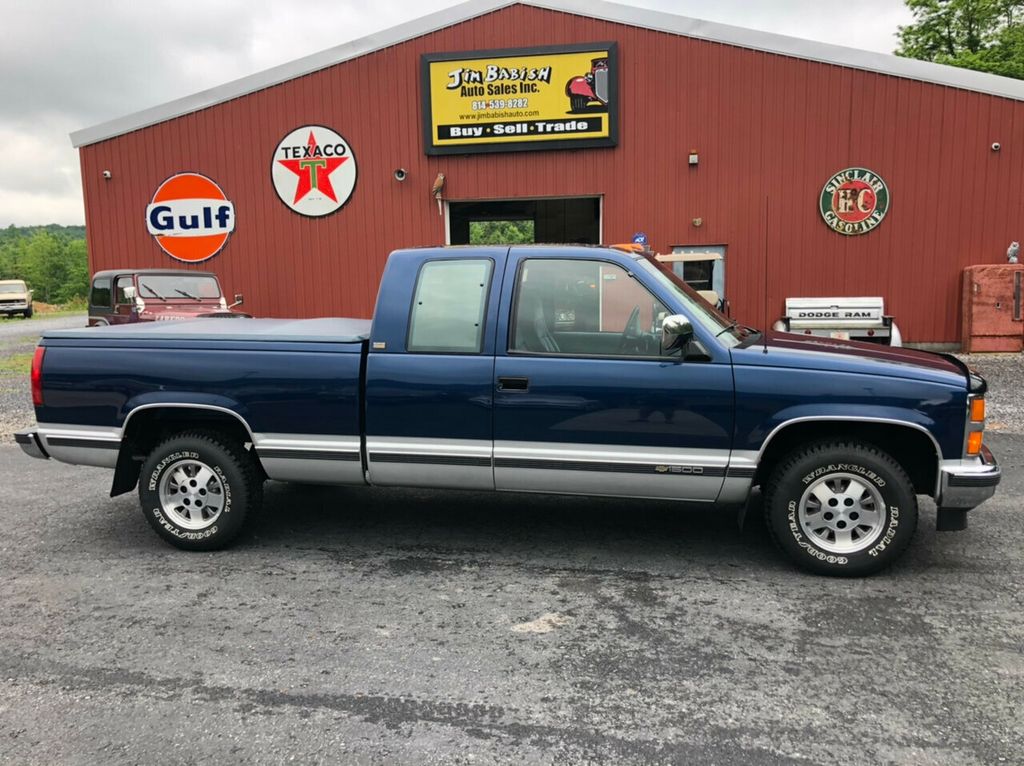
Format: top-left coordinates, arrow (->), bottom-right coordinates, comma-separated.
961,264 -> 1024,352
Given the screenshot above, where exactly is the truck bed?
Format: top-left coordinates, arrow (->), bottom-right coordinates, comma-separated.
44,317 -> 372,344
34,317 -> 370,483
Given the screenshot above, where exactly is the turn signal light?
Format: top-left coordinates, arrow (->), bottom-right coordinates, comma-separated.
967,431 -> 984,456
970,397 -> 986,422
30,346 -> 44,406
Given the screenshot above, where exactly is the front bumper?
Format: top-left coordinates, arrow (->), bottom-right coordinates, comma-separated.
937,444 -> 1001,510
1,303 -> 28,312
14,429 -> 49,460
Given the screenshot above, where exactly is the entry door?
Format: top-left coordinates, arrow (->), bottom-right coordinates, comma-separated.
364,257 -> 497,490
493,256 -> 735,501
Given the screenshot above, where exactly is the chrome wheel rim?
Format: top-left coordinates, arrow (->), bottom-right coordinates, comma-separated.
797,472 -> 886,554
158,459 -> 225,530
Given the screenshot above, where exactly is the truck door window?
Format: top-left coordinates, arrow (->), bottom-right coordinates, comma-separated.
511,259 -> 669,357
114,276 -> 134,305
90,277 -> 112,308
408,259 -> 493,353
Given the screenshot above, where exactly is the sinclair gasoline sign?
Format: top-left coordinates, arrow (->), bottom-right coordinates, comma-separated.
421,43 -> 618,155
819,167 -> 891,236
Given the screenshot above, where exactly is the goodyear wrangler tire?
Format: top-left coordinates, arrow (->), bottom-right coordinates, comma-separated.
138,431 -> 261,551
765,440 -> 918,576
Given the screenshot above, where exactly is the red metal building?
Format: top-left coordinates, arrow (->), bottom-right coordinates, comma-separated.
72,0 -> 1024,344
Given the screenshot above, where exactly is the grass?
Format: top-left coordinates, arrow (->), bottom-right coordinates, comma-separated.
0,303 -> 86,321
0,352 -> 33,375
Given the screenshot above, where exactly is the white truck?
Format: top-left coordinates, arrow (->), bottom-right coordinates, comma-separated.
773,296 -> 902,346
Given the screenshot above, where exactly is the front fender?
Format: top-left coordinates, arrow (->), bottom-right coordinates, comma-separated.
750,405 -> 944,460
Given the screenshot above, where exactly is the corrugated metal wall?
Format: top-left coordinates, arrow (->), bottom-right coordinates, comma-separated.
79,4 -> 1024,342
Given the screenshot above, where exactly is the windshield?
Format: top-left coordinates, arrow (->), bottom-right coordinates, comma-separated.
0,281 -> 27,294
633,255 -> 749,348
137,275 -> 221,300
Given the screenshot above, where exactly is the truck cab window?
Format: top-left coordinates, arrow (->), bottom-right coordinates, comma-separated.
115,276 -> 134,305
90,277 -> 112,308
511,259 -> 669,357
408,259 -> 493,353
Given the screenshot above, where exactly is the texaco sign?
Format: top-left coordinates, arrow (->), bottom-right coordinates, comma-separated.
271,125 -> 357,217
819,167 -> 890,236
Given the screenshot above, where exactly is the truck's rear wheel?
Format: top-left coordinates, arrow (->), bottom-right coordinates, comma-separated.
138,431 -> 261,551
764,440 -> 918,576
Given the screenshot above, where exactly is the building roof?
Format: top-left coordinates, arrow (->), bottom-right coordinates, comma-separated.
70,0 -> 1024,148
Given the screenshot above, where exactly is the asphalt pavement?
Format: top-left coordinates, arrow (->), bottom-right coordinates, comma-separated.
0,432 -> 1021,765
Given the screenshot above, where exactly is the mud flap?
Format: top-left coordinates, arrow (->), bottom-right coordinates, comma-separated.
110,443 -> 143,497
936,508 -> 969,532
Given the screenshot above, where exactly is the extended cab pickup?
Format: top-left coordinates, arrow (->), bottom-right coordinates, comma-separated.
16,246 -> 1000,575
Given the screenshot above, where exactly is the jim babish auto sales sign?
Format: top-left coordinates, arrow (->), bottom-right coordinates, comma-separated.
422,43 -> 619,155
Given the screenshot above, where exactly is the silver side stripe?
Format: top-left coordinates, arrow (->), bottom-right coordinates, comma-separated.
366,436 -> 491,467
36,424 -> 122,443
364,439 -> 749,475
366,436 -> 491,458
35,424 -> 122,469
254,433 -> 362,485
494,441 -> 731,472
254,433 -> 361,460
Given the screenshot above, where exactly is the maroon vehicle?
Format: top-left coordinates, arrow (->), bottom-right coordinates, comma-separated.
87,269 -> 248,326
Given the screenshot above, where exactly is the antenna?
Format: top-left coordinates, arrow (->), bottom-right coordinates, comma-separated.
763,195 -> 769,354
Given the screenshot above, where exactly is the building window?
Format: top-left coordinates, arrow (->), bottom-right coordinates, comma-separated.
408,259 -> 493,353
510,258 -> 668,357
669,245 -> 726,303
90,276 -> 112,308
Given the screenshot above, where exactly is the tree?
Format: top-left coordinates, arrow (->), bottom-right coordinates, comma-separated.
0,226 -> 89,304
469,219 -> 535,245
897,0 -> 1024,79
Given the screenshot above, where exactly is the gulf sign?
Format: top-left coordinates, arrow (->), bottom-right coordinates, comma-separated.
146,172 -> 235,262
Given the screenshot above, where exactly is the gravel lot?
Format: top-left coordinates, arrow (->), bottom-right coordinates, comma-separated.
0,330 -> 1021,764
957,352 -> 1024,433
0,314 -> 85,438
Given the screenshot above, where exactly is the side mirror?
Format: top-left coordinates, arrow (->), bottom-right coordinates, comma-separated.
229,293 -> 244,309
661,314 -> 693,352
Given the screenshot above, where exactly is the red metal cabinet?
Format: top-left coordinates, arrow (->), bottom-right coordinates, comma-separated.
961,264 -> 1024,352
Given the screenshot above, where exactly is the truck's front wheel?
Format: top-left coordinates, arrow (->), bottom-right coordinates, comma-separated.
138,432 -> 262,551
764,440 -> 918,576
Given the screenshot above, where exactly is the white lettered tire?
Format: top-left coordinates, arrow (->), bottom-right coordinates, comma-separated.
138,432 -> 261,551
765,440 -> 918,576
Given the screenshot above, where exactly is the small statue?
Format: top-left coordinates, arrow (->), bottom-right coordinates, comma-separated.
1008,241 -> 1020,264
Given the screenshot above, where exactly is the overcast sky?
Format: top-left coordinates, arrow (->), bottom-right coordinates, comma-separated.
0,0 -> 912,227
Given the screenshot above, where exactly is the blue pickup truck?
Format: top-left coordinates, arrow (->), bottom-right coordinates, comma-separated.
16,245 -> 1000,575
